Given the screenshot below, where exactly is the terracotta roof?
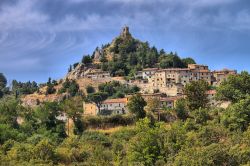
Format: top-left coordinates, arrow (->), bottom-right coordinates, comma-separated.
198,70 -> 211,73
142,68 -> 159,71
159,68 -> 190,72
103,98 -> 128,104
212,69 -> 237,74
160,96 -> 183,102
141,93 -> 163,97
188,64 -> 208,67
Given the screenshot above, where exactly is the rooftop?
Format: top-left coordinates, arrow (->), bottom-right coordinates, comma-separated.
160,96 -> 183,102
142,68 -> 159,71
103,98 -> 128,104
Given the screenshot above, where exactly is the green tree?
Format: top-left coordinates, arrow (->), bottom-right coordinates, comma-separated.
0,73 -> 7,89
146,98 -> 160,113
33,139 -> 54,161
46,77 -> 56,95
0,73 -> 7,98
216,71 -> 250,103
87,92 -> 108,113
7,142 -> 33,162
0,98 -> 19,128
68,80 -> 80,97
34,102 -> 66,138
159,53 -> 184,69
127,94 -> 147,119
46,84 -> 56,94
184,80 -> 209,110
12,80 -> 38,95
182,57 -> 196,67
221,96 -> 250,131
175,98 -> 189,121
128,118 -> 166,166
86,85 -> 95,94
68,65 -> 72,72
62,96 -> 84,135
82,55 -> 92,64
59,79 -> 80,97
191,108 -> 210,124
173,144 -> 236,166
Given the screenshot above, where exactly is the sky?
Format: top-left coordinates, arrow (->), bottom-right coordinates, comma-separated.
1,0 -> 250,83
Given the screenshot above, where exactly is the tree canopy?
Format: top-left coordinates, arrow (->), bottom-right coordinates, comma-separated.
127,94 -> 147,119
184,80 -> 209,110
216,71 -> 250,103
0,73 -> 7,89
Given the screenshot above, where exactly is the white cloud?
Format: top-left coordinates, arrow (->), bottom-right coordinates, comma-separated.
0,0 -> 249,82
0,0 -> 48,31
101,0 -> 236,6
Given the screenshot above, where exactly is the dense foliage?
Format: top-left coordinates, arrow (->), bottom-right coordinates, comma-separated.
184,80 -> 209,110
127,94 -> 147,120
12,80 -> 39,95
98,81 -> 140,98
216,71 -> 250,103
0,73 -> 7,98
84,34 -> 196,77
1,69 -> 250,165
58,78 -> 81,97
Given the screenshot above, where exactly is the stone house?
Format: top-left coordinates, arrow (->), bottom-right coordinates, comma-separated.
188,64 -> 212,85
142,68 -> 158,80
100,98 -> 129,115
159,96 -> 183,109
84,69 -> 110,80
206,90 -> 217,107
83,98 -> 129,116
83,102 -> 97,116
212,69 -> 237,86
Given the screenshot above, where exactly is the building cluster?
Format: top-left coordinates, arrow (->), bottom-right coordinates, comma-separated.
134,64 -> 236,96
83,94 -> 182,116
83,64 -> 237,116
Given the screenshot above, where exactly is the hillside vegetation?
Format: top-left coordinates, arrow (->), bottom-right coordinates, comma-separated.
80,26 -> 196,78
0,70 -> 250,165
0,27 -> 250,165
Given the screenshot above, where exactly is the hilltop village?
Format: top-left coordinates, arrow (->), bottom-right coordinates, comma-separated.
81,63 -> 236,116
65,27 -> 236,116
3,27 -> 250,166
22,27 -> 237,116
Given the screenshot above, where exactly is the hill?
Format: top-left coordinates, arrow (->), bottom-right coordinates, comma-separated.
22,26 -> 195,106
68,26 -> 195,79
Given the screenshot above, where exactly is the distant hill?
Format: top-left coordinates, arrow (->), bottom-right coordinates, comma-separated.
69,26 -> 196,79
22,27 -> 196,106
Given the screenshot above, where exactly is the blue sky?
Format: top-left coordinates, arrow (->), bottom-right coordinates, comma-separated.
1,0 -> 250,83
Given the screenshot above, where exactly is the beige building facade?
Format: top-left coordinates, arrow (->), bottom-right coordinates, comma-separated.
83,98 -> 128,116
138,64 -> 236,96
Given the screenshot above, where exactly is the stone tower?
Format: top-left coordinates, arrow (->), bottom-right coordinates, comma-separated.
120,26 -> 131,39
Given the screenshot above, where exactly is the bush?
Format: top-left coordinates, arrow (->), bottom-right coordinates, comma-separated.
86,85 -> 95,94
83,115 -> 135,129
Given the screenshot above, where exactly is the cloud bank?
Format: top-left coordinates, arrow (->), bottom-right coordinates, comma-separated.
0,0 -> 250,82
